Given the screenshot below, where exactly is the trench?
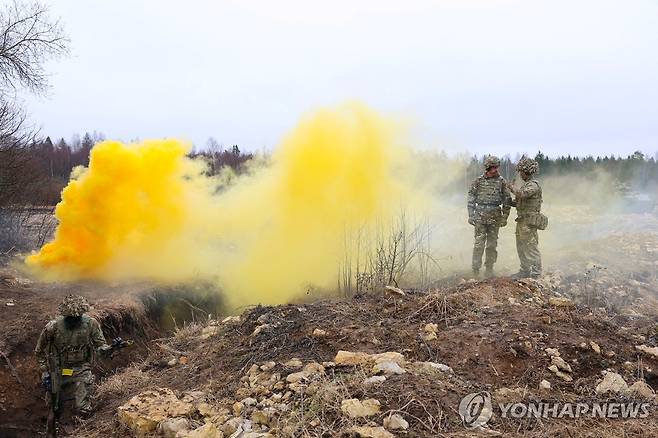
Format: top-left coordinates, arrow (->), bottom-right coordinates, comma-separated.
0,281 -> 228,438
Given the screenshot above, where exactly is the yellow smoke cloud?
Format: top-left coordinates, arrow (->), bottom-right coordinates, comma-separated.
27,103 -> 419,307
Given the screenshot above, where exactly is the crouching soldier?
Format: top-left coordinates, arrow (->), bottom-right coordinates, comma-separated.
467,155 -> 512,278
35,294 -> 128,437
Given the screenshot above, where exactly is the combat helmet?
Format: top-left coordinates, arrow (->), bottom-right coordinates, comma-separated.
484,155 -> 501,169
516,157 -> 539,175
59,294 -> 90,317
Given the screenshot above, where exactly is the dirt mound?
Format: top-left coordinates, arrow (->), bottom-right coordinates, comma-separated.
76,277 -> 658,437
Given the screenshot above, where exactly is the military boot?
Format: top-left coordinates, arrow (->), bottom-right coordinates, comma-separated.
472,268 -> 480,279
484,266 -> 494,278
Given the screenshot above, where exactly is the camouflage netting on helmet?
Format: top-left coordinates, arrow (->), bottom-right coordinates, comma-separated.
484,155 -> 501,169
59,294 -> 90,317
516,157 -> 539,175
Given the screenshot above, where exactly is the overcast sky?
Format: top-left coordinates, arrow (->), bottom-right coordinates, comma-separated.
24,0 -> 658,158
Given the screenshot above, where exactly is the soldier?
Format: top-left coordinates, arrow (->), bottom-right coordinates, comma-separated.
467,155 -> 512,277
507,157 -> 545,278
35,295 -> 125,437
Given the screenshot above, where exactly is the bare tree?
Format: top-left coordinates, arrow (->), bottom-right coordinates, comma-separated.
0,0 -> 68,96
0,1 -> 68,251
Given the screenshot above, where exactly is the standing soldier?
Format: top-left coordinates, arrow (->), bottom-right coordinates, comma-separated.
467,155 -> 512,278
507,157 -> 547,278
35,295 -> 126,437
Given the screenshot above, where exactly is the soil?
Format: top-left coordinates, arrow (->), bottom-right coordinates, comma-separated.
0,263 -> 224,437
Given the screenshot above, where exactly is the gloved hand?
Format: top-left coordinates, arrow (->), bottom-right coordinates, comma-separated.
41,372 -> 51,392
468,217 -> 476,226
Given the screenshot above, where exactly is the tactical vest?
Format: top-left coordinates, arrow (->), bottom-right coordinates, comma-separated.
49,315 -> 96,366
516,180 -> 542,216
474,175 -> 506,206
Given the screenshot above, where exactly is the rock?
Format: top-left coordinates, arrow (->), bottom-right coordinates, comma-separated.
334,350 -> 406,367
418,362 -> 453,373
260,361 -> 276,371
251,409 -> 270,426
303,362 -> 325,374
541,316 -> 551,324
421,322 -> 441,341
322,361 -> 335,368
373,360 -> 406,375
340,398 -> 381,418
197,403 -> 214,417
422,331 -> 438,341
539,380 -> 551,391
424,323 -> 438,333
626,380 -> 655,400
349,426 -> 395,438
590,341 -> 601,354
595,372 -> 628,395
200,326 -> 220,339
241,397 -> 257,407
157,418 -> 189,438
286,362 -> 324,383
384,285 -> 406,296
548,365 -> 573,382
183,422 -> 223,438
222,315 -> 241,324
167,358 -> 178,367
232,401 -> 243,416
372,352 -> 406,366
220,417 -> 243,436
284,358 -> 303,368
548,297 -> 574,307
623,361 -> 635,371
335,350 -> 372,366
363,376 -> 387,385
312,328 -> 327,337
545,348 -> 560,357
636,344 -> 658,359
241,433 -> 273,438
179,356 -> 189,365
384,413 -> 409,430
286,371 -> 306,384
551,356 -> 572,373
117,388 -> 195,437
252,324 -> 270,336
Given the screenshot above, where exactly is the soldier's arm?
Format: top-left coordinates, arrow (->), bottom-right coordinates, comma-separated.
515,181 -> 540,200
467,179 -> 478,218
34,322 -> 54,373
501,181 -> 512,219
89,318 -> 112,355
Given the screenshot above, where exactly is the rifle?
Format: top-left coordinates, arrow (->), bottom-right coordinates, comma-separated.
106,337 -> 133,358
44,347 -> 61,438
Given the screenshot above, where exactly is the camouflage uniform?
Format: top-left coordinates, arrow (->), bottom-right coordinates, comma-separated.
467,156 -> 512,274
511,158 -> 543,277
35,295 -> 111,414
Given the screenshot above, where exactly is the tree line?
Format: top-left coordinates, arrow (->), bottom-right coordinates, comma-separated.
465,150 -> 658,192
